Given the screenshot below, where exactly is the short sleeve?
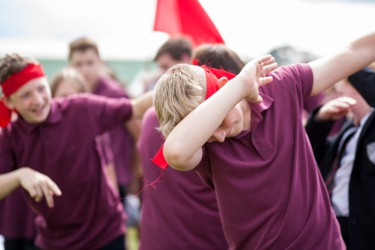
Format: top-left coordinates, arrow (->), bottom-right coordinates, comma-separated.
68,94 -> 132,136
271,64 -> 314,99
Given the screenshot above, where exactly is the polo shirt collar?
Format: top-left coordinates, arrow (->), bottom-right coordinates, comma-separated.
250,93 -> 273,133
17,101 -> 62,133
234,93 -> 273,140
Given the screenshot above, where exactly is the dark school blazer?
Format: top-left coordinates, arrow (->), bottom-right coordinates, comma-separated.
306,109 -> 375,250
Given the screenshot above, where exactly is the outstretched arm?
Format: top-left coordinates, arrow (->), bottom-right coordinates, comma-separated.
164,55 -> 277,171
310,31 -> 375,96
130,90 -> 154,119
0,168 -> 62,208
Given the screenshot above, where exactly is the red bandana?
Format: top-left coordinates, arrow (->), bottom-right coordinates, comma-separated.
0,64 -> 45,127
151,66 -> 236,169
0,101 -> 12,127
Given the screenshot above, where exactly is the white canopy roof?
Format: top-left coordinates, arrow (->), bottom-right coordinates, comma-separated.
0,0 -> 374,60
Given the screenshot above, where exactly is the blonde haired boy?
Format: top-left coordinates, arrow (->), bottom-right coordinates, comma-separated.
154,31 -> 375,249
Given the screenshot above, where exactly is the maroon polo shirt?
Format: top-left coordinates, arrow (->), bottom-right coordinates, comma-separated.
92,77 -> 134,187
138,107 -> 228,250
0,93 -> 131,250
0,188 -> 36,239
196,64 -> 345,249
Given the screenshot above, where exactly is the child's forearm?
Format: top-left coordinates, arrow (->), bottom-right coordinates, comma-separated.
310,31 -> 375,96
0,169 -> 22,199
1,167 -> 62,208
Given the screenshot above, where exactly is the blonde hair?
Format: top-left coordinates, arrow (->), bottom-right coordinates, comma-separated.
154,64 -> 206,137
50,67 -> 87,97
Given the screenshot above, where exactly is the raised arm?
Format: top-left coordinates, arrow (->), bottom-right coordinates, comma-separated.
0,168 -> 62,208
309,31 -> 375,96
164,55 -> 277,171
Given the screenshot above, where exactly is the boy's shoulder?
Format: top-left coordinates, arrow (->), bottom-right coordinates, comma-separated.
270,63 -> 312,81
96,77 -> 128,98
53,93 -> 105,106
267,63 -> 313,94
52,93 -> 101,116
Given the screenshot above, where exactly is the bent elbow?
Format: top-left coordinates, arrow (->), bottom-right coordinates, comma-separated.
164,144 -> 194,172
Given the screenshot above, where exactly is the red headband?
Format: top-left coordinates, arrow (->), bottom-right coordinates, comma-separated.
1,64 -> 45,97
0,64 -> 45,127
201,66 -> 236,99
151,66 -> 237,169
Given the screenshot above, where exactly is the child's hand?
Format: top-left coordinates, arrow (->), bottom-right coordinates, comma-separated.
17,167 -> 62,208
239,55 -> 278,103
316,96 -> 356,121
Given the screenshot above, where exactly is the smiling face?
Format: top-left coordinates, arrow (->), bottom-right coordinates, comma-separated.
5,77 -> 51,124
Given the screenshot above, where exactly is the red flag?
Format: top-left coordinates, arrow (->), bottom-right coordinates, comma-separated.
154,0 -> 225,47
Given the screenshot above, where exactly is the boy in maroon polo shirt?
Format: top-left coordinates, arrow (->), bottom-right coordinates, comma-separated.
0,54 -> 152,250
153,32 -> 375,249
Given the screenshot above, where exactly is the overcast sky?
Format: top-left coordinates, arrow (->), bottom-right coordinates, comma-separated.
0,0 -> 374,60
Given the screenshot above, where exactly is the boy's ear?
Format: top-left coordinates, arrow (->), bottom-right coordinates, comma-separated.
218,77 -> 228,89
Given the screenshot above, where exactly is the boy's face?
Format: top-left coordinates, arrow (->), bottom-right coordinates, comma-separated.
157,54 -> 179,72
157,53 -> 190,72
335,79 -> 355,98
335,79 -> 365,124
207,104 -> 245,143
5,77 -> 52,124
196,67 -> 245,143
69,49 -> 102,91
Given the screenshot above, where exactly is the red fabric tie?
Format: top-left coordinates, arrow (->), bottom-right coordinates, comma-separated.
0,101 -> 12,127
152,145 -> 169,169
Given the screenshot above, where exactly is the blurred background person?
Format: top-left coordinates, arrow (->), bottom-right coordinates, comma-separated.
50,67 -> 119,192
305,67 -> 375,249
129,37 -> 193,96
68,37 -> 142,240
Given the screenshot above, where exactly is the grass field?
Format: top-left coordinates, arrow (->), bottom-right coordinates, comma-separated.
127,227 -> 139,250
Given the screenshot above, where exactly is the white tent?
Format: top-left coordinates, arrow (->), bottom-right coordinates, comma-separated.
0,0 -> 374,60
